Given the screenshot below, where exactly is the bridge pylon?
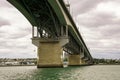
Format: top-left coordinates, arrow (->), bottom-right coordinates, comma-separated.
32,26 -> 69,68
32,37 -> 68,68
68,54 -> 81,66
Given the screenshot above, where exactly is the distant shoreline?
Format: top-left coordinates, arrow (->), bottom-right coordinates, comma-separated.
0,64 -> 120,67
95,64 -> 120,65
0,65 -> 36,67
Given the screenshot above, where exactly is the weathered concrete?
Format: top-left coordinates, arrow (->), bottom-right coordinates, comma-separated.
32,37 -> 68,68
68,54 -> 81,66
80,59 -> 86,65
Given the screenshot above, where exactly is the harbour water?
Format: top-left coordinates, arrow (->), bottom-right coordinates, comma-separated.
0,65 -> 120,80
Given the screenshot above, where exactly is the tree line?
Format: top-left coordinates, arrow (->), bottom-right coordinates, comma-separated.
93,58 -> 120,64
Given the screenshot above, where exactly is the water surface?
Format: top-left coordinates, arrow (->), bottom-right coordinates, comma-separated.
0,65 -> 120,80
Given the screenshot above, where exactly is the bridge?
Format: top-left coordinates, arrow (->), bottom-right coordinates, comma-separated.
7,0 -> 93,68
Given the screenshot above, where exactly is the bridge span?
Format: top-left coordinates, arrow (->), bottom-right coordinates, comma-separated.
7,0 -> 93,68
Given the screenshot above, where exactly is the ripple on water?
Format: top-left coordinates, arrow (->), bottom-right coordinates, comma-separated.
0,65 -> 120,80
0,66 -> 37,80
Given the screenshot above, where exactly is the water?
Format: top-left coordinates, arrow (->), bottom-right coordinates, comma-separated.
0,65 -> 120,80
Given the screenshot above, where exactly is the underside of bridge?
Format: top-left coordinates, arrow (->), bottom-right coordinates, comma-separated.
7,0 -> 93,67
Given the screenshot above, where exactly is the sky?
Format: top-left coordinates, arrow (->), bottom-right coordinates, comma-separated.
0,0 -> 120,59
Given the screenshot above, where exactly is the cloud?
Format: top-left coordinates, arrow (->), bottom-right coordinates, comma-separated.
77,12 -> 118,27
0,0 -> 13,8
0,0 -> 120,59
0,0 -> 37,58
68,0 -> 113,16
0,17 -> 10,26
92,52 -> 120,59
74,0 -> 120,59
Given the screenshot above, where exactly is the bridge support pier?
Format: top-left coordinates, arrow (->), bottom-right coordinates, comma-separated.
32,37 -> 68,68
80,59 -> 86,65
68,54 -> 81,66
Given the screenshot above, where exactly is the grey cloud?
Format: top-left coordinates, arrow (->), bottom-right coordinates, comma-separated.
0,35 -> 31,49
99,25 -> 120,38
91,52 -> 120,59
78,15 -> 120,59
69,0 -> 110,16
0,17 -> 10,26
7,32 -> 30,39
77,12 -> 118,28
93,13 -> 118,26
64,0 -> 120,59
1,0 -> 120,58
70,0 -> 120,15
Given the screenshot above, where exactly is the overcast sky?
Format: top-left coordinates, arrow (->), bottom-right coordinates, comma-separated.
0,0 -> 120,59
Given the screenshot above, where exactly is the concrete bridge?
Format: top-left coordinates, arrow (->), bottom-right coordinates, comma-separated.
7,0 -> 93,68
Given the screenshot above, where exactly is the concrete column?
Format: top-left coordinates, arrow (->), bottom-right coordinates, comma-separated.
32,37 -> 68,68
68,54 -> 81,66
32,26 -> 34,38
80,59 -> 86,65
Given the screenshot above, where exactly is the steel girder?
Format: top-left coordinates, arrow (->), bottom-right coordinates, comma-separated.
7,0 -> 93,61
8,0 -> 61,38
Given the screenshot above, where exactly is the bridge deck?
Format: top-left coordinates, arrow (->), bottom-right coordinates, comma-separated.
7,0 -> 93,60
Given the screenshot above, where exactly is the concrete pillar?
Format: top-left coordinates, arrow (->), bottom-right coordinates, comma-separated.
32,37 -> 68,68
37,42 -> 62,67
68,54 -> 81,66
80,59 -> 86,65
